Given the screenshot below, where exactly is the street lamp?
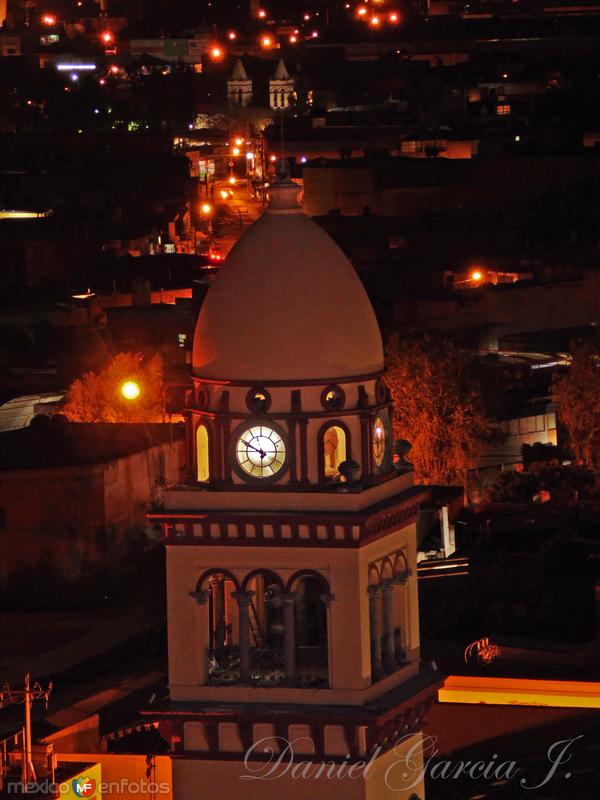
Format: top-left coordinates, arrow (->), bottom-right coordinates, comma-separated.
121,380 -> 141,400
201,202 -> 214,217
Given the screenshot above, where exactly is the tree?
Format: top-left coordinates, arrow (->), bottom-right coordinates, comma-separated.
386,334 -> 500,485
63,352 -> 165,423
552,340 -> 600,469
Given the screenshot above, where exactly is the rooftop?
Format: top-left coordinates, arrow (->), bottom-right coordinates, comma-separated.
0,422 -> 184,472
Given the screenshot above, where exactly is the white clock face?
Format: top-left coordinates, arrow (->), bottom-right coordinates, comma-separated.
236,424 -> 287,479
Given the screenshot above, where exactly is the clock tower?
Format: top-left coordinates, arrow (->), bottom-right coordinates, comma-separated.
148,179 -> 440,800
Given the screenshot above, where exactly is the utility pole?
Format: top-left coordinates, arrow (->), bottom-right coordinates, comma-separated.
0,674 -> 52,784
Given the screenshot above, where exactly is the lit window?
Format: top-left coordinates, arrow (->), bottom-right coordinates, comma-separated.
321,385 -> 345,411
323,426 -> 347,478
197,424 -> 210,482
497,104 -> 511,116
372,417 -> 386,469
246,387 -> 271,413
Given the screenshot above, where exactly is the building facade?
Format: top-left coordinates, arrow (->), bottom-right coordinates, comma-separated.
148,178 -> 439,800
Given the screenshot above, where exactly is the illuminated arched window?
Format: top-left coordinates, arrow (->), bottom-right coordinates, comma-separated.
197,424 -> 210,482
372,416 -> 387,471
323,425 -> 347,479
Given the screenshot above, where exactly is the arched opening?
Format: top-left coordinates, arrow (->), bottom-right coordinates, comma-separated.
292,574 -> 330,687
196,424 -> 210,482
372,416 -> 387,472
242,570 -> 286,685
199,571 -> 239,682
322,424 -> 347,480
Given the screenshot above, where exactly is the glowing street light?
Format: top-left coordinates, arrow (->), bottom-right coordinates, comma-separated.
210,45 -> 223,60
258,8 -> 267,17
370,15 -> 380,26
232,147 -> 241,156
201,202 -> 214,216
41,14 -> 56,25
228,31 -> 237,40
389,11 -> 399,22
471,269 -> 483,282
289,34 -> 298,43
234,136 -> 244,146
101,31 -> 113,44
357,6 -> 367,16
121,380 -> 141,400
260,35 -> 273,48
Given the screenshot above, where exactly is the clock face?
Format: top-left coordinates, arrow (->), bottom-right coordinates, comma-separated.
372,417 -> 387,469
235,424 -> 287,479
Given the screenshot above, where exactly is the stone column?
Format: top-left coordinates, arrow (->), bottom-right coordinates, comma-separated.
368,585 -> 382,682
382,579 -> 396,672
188,588 -> 211,685
282,592 -> 296,684
232,591 -> 254,682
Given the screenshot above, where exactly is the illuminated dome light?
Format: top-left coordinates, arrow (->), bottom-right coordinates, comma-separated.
193,179 -> 384,382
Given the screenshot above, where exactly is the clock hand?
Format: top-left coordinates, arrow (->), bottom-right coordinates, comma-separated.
244,440 -> 267,457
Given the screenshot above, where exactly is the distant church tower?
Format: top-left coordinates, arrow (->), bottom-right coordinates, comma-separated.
148,179 -> 439,800
228,58 -> 253,108
269,59 -> 295,109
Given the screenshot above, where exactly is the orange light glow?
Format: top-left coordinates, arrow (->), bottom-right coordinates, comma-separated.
471,269 -> 483,282
269,154 -> 277,162
370,15 -> 380,25
357,6 -> 367,15
260,35 -> 273,48
235,136 -> 244,146
228,31 -> 237,40
101,31 -> 113,43
311,30 -> 318,37
228,176 -> 236,184
210,46 -> 223,60
121,381 -> 141,400
389,11 -> 399,22
201,202 -> 214,216
41,14 -> 56,25
109,65 -> 120,74
439,676 -> 600,709
289,34 -> 298,43
258,8 -> 267,17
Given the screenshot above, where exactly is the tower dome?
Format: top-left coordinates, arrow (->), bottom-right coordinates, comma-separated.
192,180 -> 384,382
